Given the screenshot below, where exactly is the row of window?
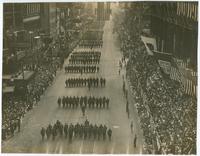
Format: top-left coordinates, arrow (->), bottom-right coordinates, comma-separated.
177,2 -> 198,21
25,3 -> 40,16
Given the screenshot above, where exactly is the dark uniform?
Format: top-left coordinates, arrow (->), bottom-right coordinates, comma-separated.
81,106 -> 86,116
107,129 -> 112,141
41,127 -> 45,140
58,97 -> 61,107
64,124 -> 68,138
134,135 -> 137,148
103,125 -> 107,140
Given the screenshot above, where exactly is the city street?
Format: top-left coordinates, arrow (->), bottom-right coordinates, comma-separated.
2,15 -> 143,154
2,2 -> 198,154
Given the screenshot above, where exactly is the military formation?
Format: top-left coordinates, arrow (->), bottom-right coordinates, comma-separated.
40,120 -> 112,142
69,51 -> 101,65
79,40 -> 103,48
40,34 -> 114,143
65,65 -> 99,73
65,78 -> 106,88
57,96 -> 110,109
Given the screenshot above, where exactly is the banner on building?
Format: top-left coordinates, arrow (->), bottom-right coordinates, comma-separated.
141,35 -> 157,55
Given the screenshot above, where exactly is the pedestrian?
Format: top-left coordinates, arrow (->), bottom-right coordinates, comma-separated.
107,128 -> 112,141
127,109 -> 129,118
10,124 -> 15,136
125,89 -> 128,99
130,121 -> 133,133
126,102 -> 129,113
123,81 -> 125,93
134,134 -> 137,148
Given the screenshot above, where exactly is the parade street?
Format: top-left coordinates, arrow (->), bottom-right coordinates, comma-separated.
2,15 -> 143,154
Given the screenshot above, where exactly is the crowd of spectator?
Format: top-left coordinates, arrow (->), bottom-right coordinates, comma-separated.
114,6 -> 197,154
2,49 -> 62,141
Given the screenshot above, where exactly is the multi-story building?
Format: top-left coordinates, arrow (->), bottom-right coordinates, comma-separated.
3,3 -> 59,74
97,2 -> 111,21
150,2 -> 198,69
149,2 -> 198,98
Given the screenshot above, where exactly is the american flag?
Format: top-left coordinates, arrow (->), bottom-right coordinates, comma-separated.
170,60 -> 197,98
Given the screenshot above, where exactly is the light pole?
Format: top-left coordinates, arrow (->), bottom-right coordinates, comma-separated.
34,36 -> 41,65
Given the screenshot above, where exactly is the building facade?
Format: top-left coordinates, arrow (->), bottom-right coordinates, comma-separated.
150,2 -> 198,69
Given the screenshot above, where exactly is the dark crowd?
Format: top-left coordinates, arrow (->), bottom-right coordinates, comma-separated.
57,96 -> 110,109
40,120 -> 112,142
114,6 -> 197,154
65,77 -> 106,88
2,47 -> 62,140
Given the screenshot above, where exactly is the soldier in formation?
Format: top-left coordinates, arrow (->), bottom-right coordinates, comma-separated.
40,120 -> 112,142
65,78 -> 106,88
79,40 -> 103,48
69,51 -> 101,65
57,96 -> 110,109
65,65 -> 99,73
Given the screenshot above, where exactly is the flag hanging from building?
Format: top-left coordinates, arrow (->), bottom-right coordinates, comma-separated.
97,2 -> 104,21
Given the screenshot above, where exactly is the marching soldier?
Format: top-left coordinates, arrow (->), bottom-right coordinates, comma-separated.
100,78 -> 103,87
58,97 -> 61,107
46,127 -> 51,140
79,124 -> 84,138
85,119 -> 89,126
106,98 -> 110,108
74,123 -> 78,137
52,127 -> 57,140
107,128 -> 112,141
59,123 -> 63,137
64,123 -> 68,138
89,124 -> 93,139
103,125 -> 107,140
97,126 -> 101,140
41,127 -> 45,141
103,97 -> 106,108
62,96 -> 65,108
93,124 -> 97,139
81,105 -> 86,116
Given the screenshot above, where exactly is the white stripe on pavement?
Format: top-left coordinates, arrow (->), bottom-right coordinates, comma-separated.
54,142 -> 60,153
126,142 -> 130,154
92,141 -> 96,154
140,146 -> 143,154
59,142 -> 63,154
79,139 -> 84,154
46,142 -> 50,154
110,142 -> 115,154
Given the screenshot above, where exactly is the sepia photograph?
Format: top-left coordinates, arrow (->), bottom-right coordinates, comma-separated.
1,1 -> 198,154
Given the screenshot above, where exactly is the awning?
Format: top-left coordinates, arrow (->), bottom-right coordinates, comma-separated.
3,86 -> 15,94
14,71 -> 35,81
141,35 -> 157,55
2,75 -> 12,80
23,15 -> 40,23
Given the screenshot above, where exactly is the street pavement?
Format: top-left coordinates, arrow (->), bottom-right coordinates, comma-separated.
2,16 -> 144,154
